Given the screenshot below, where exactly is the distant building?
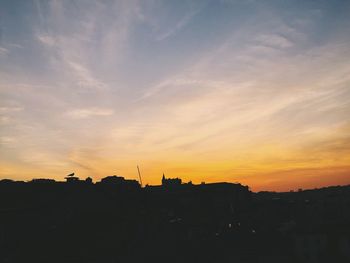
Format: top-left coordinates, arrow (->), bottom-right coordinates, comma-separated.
29,178 -> 56,184
161,174 -> 182,187
85,177 -> 93,184
98,175 -> 140,190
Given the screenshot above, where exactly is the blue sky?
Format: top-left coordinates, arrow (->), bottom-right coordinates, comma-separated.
1,0 -> 350,190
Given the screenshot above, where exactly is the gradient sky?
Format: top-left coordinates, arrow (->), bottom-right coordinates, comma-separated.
1,0 -> 350,191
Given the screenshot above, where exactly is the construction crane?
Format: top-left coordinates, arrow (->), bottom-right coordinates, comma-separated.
137,165 -> 143,187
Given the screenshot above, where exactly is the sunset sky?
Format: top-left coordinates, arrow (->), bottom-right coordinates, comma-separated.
1,0 -> 350,191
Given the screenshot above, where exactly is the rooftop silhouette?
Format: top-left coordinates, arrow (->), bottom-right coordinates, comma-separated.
0,173 -> 349,263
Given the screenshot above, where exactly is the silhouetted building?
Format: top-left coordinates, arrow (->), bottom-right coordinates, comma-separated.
98,175 -> 140,190
85,177 -> 93,184
0,172 -> 349,263
29,178 -> 56,184
162,174 -> 182,187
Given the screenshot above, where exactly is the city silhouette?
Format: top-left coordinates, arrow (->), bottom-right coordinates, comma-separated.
0,173 -> 349,263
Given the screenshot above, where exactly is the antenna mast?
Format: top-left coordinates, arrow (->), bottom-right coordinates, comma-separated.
137,165 -> 143,187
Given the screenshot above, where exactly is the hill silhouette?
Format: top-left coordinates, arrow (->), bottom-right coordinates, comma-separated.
0,174 -> 349,263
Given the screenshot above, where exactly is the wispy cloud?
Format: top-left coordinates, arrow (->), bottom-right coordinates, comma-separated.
0,136 -> 17,145
255,34 -> 293,49
0,106 -> 23,112
66,108 -> 114,119
66,61 -> 106,90
37,33 -> 56,47
1,0 -> 350,190
156,7 -> 201,41
0,46 -> 9,56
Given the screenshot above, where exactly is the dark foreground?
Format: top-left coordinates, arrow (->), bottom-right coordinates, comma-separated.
0,176 -> 349,263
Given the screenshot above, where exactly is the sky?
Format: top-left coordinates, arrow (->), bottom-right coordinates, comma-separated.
1,0 -> 350,191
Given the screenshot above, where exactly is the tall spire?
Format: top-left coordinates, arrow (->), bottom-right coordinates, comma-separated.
162,173 -> 165,185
